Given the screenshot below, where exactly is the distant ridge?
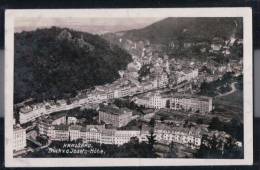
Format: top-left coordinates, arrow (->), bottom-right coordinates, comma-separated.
115,17 -> 243,44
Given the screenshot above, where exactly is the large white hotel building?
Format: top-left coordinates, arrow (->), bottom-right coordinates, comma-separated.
134,92 -> 213,113
13,125 -> 26,152
98,105 -> 133,128
169,94 -> 213,113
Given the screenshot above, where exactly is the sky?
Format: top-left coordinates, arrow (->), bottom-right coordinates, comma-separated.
15,17 -> 164,34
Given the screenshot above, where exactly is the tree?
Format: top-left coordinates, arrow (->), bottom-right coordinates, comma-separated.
209,117 -> 223,130
129,101 -> 137,110
196,118 -> 204,125
146,130 -> 158,158
130,136 -> 139,145
36,135 -> 48,145
160,116 -> 165,122
183,119 -> 189,128
195,133 -> 242,159
222,137 -> 243,158
113,98 -> 129,108
14,27 -> 132,103
195,134 -> 221,158
167,141 -> 177,158
200,81 -> 209,94
138,64 -> 152,81
149,118 -> 156,128
166,100 -> 171,108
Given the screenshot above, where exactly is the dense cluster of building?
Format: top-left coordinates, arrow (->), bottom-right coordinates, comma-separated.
176,69 -> 199,84
19,99 -> 78,124
37,112 -> 143,145
18,39 -> 213,125
36,110 -> 209,148
14,34 -> 244,157
13,104 -> 237,153
18,63 -> 170,125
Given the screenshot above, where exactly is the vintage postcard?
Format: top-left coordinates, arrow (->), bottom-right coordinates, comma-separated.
5,8 -> 253,167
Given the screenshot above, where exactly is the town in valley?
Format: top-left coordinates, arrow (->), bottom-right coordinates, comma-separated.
13,17 -> 244,158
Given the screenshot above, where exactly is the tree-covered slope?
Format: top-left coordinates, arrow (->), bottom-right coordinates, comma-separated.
14,27 -> 132,103
119,17 -> 243,44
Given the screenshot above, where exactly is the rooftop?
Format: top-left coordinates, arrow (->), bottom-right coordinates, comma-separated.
49,112 -> 67,120
20,103 -> 45,114
95,85 -> 109,92
154,122 -> 202,137
54,124 -> 69,131
86,124 -> 104,132
69,125 -> 82,131
19,105 -> 33,113
38,112 -> 67,125
13,124 -> 24,130
162,93 -> 212,102
102,128 -> 116,135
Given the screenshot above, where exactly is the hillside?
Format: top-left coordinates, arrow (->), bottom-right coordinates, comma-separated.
14,27 -> 132,103
102,17 -> 243,62
117,17 -> 243,45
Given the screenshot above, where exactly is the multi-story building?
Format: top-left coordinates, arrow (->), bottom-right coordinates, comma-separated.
154,122 -> 202,148
51,125 -> 69,141
113,89 -> 121,98
114,130 -> 140,145
56,99 -> 67,106
120,86 -> 131,97
107,91 -> 115,99
148,92 -> 167,109
169,94 -> 213,113
78,97 -> 90,105
129,85 -> 138,96
69,125 -> 82,141
139,124 -> 151,142
38,113 -> 67,136
87,93 -> 98,103
67,116 -> 77,125
97,93 -> 108,102
99,105 -> 133,128
41,120 -> 206,148
134,92 -> 167,109
177,69 -> 199,84
141,82 -> 154,92
19,104 -> 46,124
88,91 -> 108,103
84,125 -> 104,143
134,91 -> 212,114
134,96 -> 150,108
157,71 -> 169,88
19,99 -> 81,125
38,119 -> 54,137
101,128 -> 116,144
13,125 -> 26,151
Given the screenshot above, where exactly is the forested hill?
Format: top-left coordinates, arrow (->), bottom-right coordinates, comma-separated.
117,17 -> 243,44
14,27 -> 132,103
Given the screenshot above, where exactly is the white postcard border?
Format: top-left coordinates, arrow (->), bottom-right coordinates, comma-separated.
5,8 -> 253,167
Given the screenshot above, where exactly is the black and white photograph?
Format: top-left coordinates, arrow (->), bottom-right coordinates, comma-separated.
4,8 -> 253,167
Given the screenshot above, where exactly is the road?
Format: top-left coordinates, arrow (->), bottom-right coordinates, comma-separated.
215,82 -> 237,98
27,137 -> 42,147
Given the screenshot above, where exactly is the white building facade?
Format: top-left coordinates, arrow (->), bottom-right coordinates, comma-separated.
13,125 -> 26,151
